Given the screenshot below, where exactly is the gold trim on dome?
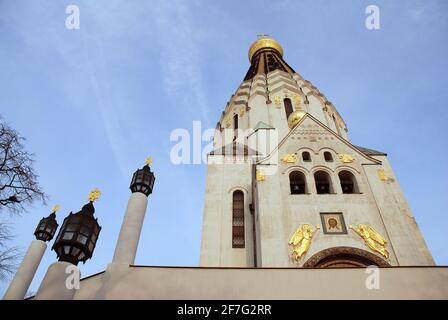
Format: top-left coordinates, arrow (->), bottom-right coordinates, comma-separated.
287,111 -> 306,129
248,37 -> 284,61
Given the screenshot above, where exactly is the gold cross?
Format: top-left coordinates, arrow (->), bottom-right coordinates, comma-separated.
145,156 -> 153,165
88,188 -> 101,202
52,204 -> 60,213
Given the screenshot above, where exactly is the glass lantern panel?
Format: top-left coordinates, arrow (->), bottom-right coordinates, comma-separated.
65,224 -> 78,232
80,226 -> 90,236
77,234 -> 88,245
72,247 -> 81,256
63,232 -> 74,240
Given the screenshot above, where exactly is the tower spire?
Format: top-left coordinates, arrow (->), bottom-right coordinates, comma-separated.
244,36 -> 295,80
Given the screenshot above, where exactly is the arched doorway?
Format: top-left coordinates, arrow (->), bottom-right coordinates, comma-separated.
303,246 -> 390,268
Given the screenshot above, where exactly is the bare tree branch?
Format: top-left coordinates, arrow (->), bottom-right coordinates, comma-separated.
0,223 -> 22,281
0,116 -> 48,282
0,117 -> 47,214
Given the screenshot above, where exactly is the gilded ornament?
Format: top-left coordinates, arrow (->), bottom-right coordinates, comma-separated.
350,224 -> 389,259
256,170 -> 265,182
273,95 -> 281,107
281,153 -> 297,164
248,37 -> 284,61
377,169 -> 388,181
288,224 -> 319,261
88,188 -> 101,202
293,94 -> 301,109
52,204 -> 60,213
224,117 -> 231,128
338,154 -> 355,163
287,111 -> 306,129
145,156 -> 153,165
239,107 -> 245,117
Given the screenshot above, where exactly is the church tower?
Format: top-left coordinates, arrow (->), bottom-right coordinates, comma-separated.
200,36 -> 434,268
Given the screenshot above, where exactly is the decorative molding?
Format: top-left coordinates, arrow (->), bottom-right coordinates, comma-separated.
303,246 -> 391,268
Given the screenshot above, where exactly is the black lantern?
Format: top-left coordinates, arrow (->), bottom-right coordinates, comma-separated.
52,202 -> 101,265
130,164 -> 155,196
34,211 -> 59,242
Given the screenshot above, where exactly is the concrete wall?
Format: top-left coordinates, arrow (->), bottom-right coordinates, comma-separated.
71,265 -> 448,300
200,158 -> 255,267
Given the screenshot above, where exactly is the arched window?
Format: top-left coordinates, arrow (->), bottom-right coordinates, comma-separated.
314,171 -> 332,194
232,191 -> 245,248
324,151 -> 333,162
332,115 -> 341,135
233,114 -> 238,140
284,98 -> 293,120
289,171 -> 306,194
338,171 -> 359,194
302,151 -> 311,162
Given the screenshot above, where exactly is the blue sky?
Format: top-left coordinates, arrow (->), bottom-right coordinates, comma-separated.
0,0 -> 447,296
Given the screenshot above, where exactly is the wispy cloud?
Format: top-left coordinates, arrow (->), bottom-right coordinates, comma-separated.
152,0 -> 210,123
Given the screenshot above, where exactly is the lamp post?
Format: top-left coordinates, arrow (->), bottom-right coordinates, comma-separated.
35,189 -> 102,300
112,157 -> 155,265
3,206 -> 59,300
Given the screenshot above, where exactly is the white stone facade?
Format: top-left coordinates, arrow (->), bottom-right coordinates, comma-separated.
200,66 -> 434,268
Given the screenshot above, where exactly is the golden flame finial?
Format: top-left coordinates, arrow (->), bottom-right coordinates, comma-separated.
145,156 -> 153,166
88,188 -> 101,202
248,35 -> 284,61
52,204 -> 60,213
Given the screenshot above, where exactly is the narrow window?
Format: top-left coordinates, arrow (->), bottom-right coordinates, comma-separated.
302,151 -> 311,162
233,114 -> 238,140
324,151 -> 333,162
232,191 -> 245,248
333,115 -> 341,135
314,171 -> 332,194
290,171 -> 306,194
339,171 -> 359,194
284,98 -> 293,120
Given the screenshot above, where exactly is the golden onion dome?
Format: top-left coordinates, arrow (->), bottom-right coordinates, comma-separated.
248,36 -> 284,61
287,111 -> 306,129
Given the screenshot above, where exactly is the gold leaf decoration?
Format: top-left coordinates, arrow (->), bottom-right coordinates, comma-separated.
256,170 -> 265,182
288,224 -> 319,261
281,153 -> 297,164
273,95 -> 281,107
293,94 -> 301,109
350,224 -> 389,259
145,156 -> 153,165
377,169 -> 388,181
88,188 -> 101,202
338,154 -> 355,163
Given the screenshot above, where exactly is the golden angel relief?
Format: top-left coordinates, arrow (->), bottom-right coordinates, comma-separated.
256,170 -> 265,182
350,224 -> 389,259
288,224 -> 319,261
338,154 -> 355,163
281,153 -> 297,164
